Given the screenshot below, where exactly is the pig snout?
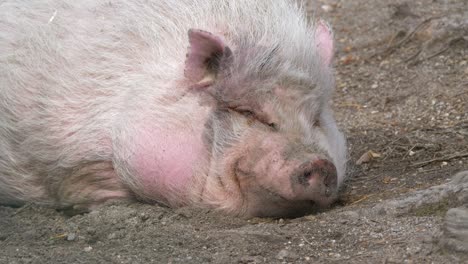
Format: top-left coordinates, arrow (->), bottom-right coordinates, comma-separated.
296,159 -> 337,194
241,153 -> 340,217
292,158 -> 338,204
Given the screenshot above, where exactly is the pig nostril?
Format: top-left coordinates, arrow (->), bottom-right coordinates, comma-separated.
297,170 -> 313,186
324,179 -> 330,188
311,159 -> 338,188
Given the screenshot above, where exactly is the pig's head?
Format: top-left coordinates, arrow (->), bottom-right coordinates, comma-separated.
184,22 -> 347,217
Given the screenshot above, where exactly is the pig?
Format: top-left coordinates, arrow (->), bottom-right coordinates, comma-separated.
0,0 -> 347,217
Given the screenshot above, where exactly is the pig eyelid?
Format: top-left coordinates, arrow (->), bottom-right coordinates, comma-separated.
229,107 -> 277,130
241,110 -> 277,131
237,109 -> 255,117
225,106 -> 252,116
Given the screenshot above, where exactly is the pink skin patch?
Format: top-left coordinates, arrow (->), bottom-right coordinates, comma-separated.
130,122 -> 207,204
315,20 -> 334,66
127,29 -> 229,205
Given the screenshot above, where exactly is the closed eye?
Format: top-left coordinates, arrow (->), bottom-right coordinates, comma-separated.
268,122 -> 278,130
230,107 -> 278,131
313,118 -> 320,127
237,109 -> 255,118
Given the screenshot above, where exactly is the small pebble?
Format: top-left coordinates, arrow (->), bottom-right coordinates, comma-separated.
66,233 -> 76,241
107,233 -> 117,240
276,249 -> 289,260
83,246 -> 93,252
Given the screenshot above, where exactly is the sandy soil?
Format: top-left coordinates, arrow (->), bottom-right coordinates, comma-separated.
1,0 -> 467,263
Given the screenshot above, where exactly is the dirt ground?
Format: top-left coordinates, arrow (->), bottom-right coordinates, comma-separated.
1,0 -> 467,263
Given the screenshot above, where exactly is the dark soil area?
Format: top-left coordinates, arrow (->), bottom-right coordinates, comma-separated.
1,0 -> 467,263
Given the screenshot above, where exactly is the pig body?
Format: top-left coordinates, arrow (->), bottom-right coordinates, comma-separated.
0,0 -> 347,217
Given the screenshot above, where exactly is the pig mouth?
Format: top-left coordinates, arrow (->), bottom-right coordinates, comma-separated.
231,162 -> 326,216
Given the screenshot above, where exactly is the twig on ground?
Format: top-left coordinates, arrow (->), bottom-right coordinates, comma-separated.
350,194 -> 374,205
408,37 -> 466,66
403,49 -> 422,63
302,236 -> 313,246
374,16 -> 439,58
12,203 -> 32,215
410,152 -> 468,167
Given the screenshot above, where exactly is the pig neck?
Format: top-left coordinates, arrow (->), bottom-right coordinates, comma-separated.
130,104 -> 212,205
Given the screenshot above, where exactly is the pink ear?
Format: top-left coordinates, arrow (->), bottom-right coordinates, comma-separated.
185,29 -> 229,85
315,20 -> 334,66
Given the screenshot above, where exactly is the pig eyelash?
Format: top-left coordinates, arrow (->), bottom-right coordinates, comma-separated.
227,107 -> 255,120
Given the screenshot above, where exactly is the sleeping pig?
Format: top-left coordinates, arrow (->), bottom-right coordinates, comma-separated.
0,0 -> 347,217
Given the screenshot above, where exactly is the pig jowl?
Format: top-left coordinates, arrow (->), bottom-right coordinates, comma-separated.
0,0 -> 347,217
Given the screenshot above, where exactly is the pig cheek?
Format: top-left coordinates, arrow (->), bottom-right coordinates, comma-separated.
236,138 -> 287,191
232,166 -> 291,217
235,137 -> 293,198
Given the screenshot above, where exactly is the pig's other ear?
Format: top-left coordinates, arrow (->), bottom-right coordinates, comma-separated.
315,20 -> 334,66
185,29 -> 232,88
